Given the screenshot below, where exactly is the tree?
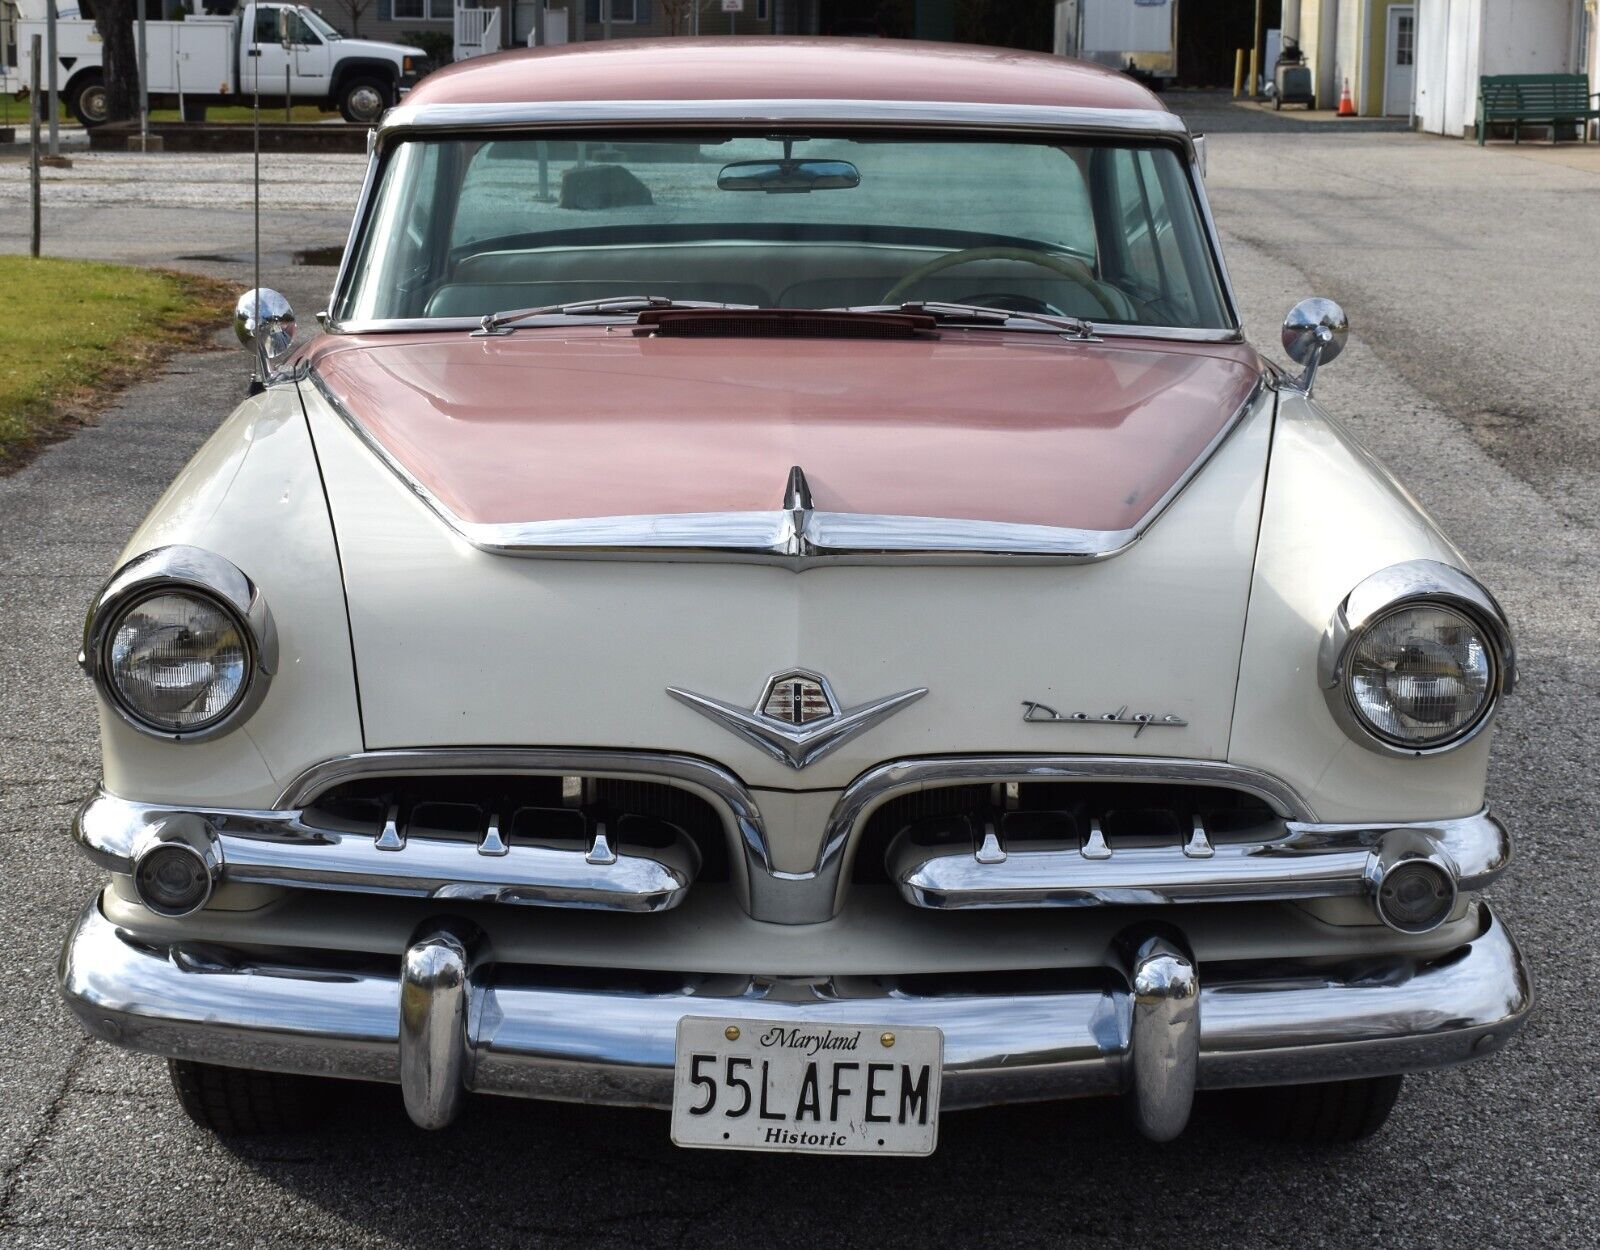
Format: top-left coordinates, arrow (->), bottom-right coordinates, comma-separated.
329,0 -> 377,38
90,0 -> 141,122
659,0 -> 714,36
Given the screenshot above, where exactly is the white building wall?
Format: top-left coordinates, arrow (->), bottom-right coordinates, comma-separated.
1335,0 -> 1364,107
1417,0 -> 1582,136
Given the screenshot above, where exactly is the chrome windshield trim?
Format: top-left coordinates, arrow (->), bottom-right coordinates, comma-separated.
327,98 -> 1239,335
307,370 -> 1269,569
377,99 -> 1192,140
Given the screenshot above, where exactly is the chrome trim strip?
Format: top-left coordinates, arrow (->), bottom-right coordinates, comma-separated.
1318,559 -> 1518,757
59,899 -> 1532,1111
888,812 -> 1509,915
74,788 -> 702,914
376,99 -> 1192,140
327,148 -> 381,337
80,545 -> 278,744
307,371 -> 1269,568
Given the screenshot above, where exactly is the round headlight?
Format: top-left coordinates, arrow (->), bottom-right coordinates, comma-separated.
1346,604 -> 1495,748
104,591 -> 251,733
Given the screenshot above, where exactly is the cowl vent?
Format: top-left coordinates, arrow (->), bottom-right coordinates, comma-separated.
635,308 -> 938,340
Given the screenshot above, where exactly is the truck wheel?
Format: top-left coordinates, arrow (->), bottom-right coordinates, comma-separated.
68,72 -> 109,128
1224,1075 -> 1403,1144
338,77 -> 390,125
168,1059 -> 337,1135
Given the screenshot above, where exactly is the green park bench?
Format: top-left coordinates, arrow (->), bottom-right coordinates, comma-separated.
1477,74 -> 1600,146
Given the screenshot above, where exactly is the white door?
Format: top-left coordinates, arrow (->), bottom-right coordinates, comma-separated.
245,4 -> 292,98
285,9 -> 330,92
1384,5 -> 1416,116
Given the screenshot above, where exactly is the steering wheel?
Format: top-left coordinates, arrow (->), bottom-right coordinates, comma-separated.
882,245 -> 1119,317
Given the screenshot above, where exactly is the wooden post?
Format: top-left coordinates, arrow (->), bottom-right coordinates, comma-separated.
30,34 -> 42,258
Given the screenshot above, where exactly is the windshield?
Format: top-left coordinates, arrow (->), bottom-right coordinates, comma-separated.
335,131 -> 1231,331
300,8 -> 342,40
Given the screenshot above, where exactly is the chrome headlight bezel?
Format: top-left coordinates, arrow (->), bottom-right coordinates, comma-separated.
1319,560 -> 1516,757
81,546 -> 278,743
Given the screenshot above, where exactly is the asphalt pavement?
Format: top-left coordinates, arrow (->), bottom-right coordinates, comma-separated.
1,95 -> 1597,1248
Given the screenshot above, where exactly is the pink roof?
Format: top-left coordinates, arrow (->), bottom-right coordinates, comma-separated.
403,38 -> 1167,113
308,330 -> 1261,535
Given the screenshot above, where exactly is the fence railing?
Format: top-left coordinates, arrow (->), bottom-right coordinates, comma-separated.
453,5 -> 502,62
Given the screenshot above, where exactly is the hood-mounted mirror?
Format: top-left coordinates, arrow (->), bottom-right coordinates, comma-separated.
234,288 -> 297,394
1281,297 -> 1348,395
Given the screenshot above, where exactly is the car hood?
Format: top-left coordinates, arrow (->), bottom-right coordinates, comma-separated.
300,331 -> 1275,829
306,331 -> 1262,534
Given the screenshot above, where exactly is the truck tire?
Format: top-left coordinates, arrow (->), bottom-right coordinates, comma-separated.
338,76 -> 391,125
168,1059 -> 337,1135
1224,1075 -> 1403,1144
68,72 -> 109,128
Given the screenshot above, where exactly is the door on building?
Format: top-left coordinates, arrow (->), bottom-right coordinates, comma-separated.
1383,4 -> 1416,116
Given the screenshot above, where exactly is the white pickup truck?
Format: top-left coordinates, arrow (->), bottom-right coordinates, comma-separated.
1,0 -> 423,125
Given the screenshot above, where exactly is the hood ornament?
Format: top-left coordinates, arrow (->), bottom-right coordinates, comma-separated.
669,669 -> 926,770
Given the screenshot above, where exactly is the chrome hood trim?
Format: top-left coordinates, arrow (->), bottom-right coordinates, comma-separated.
306,371 -> 1269,570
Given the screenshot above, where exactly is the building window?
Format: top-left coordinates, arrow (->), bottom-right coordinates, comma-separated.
393,0 -> 453,20
585,0 -> 641,22
1395,13 -> 1414,67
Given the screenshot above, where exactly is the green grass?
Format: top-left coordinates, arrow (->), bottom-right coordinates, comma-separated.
3,95 -> 333,127
0,257 -> 232,469
148,104 -> 333,124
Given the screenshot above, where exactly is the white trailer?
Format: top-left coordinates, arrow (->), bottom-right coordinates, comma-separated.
1,0 -> 422,126
1075,0 -> 1179,87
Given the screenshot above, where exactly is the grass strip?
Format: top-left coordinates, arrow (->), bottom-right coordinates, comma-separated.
0,256 -> 234,472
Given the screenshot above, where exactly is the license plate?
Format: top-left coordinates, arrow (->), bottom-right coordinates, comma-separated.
670,1017 -> 942,1155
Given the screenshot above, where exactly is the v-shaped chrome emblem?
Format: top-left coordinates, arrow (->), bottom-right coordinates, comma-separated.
668,669 -> 926,770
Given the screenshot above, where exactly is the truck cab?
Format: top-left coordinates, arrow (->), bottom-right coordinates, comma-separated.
1,0 -> 422,126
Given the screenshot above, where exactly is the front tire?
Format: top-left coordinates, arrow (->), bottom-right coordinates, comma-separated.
338,76 -> 391,125
68,71 -> 109,127
1224,1075 -> 1403,1144
168,1059 -> 337,1135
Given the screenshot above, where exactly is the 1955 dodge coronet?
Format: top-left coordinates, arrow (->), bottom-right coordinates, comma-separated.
60,39 -> 1530,1154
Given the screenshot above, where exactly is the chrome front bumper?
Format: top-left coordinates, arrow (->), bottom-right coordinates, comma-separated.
59,897 -> 1532,1136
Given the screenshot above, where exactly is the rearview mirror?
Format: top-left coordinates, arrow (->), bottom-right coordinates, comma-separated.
717,159 -> 860,193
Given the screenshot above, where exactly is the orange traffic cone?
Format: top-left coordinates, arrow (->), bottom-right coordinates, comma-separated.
1337,77 -> 1357,117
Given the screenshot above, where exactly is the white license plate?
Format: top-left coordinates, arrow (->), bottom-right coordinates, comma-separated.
670,1017 -> 942,1155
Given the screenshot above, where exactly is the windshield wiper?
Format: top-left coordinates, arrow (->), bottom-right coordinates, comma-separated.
839,300 -> 1096,339
475,296 -> 755,335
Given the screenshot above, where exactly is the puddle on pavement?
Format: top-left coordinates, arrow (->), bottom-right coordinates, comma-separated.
179,246 -> 344,267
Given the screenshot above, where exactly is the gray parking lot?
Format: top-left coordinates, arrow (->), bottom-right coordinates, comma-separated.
1,96 -> 1597,1247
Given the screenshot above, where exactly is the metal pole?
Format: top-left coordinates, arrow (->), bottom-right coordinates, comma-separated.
285,59 -> 291,124
136,0 -> 149,148
29,34 -> 41,257
45,0 -> 59,155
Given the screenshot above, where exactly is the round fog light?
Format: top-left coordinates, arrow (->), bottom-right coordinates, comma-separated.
1374,859 -> 1456,934
134,842 -> 214,917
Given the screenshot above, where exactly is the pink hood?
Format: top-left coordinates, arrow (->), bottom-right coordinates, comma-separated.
306,330 -> 1263,534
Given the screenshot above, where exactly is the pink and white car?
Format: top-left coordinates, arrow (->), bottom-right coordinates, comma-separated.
62,39 -> 1529,1155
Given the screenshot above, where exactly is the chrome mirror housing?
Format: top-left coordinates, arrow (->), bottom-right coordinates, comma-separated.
234,288 -> 297,389
1281,297 -> 1348,394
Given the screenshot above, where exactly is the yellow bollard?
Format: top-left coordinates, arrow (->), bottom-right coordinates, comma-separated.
1234,49 -> 1246,98
1248,47 -> 1259,99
